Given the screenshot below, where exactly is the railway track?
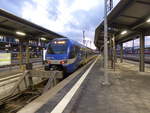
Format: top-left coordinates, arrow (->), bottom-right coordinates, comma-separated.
0,65 -> 43,83
0,81 -> 47,113
0,65 -> 44,100
0,73 -> 22,83
0,58 -> 42,69
0,71 -> 57,113
0,56 -> 96,113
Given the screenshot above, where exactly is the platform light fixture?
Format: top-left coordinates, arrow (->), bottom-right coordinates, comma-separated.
146,18 -> 150,23
0,36 -> 3,39
121,30 -> 127,35
40,37 -> 46,41
16,31 -> 26,36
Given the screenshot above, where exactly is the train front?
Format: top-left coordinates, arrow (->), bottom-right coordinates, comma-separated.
44,39 -> 69,73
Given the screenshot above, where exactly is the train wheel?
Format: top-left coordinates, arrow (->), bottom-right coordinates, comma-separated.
44,66 -> 50,71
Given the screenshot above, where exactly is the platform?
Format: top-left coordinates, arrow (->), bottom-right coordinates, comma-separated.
62,58 -> 150,113
18,57 -> 150,113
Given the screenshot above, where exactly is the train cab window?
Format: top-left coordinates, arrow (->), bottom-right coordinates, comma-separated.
47,41 -> 68,54
69,46 -> 76,59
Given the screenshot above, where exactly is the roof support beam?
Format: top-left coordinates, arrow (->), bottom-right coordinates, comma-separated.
0,9 -> 64,39
120,15 -> 141,19
109,23 -> 130,29
136,1 -> 150,5
131,16 -> 150,30
94,0 -> 150,50
108,0 -> 135,23
0,24 -> 15,31
116,33 -> 139,44
144,29 -> 150,36
0,19 -> 8,24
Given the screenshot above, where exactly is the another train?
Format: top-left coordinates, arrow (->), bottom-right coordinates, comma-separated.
123,47 -> 150,55
44,38 -> 95,74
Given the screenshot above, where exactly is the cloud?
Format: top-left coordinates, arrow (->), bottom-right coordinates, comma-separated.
20,0 -> 105,49
0,0 -> 24,16
0,0 -> 121,49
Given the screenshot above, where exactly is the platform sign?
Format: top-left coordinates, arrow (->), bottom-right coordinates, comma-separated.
0,53 -> 11,66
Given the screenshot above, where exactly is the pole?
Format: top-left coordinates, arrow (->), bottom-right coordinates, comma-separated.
120,43 -> 123,63
19,39 -> 23,70
110,37 -> 113,68
83,30 -> 85,46
102,0 -> 110,85
26,40 -> 30,64
132,39 -> 134,54
139,33 -> 145,72
112,34 -> 116,71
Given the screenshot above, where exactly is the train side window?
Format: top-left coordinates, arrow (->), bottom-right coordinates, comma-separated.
75,45 -> 80,54
69,46 -> 76,59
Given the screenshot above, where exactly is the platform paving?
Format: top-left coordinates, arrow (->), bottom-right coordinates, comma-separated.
117,59 -> 150,73
64,58 -> 150,113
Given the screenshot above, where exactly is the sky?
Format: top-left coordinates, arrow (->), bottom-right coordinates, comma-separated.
0,0 -> 121,49
1,0 -> 149,49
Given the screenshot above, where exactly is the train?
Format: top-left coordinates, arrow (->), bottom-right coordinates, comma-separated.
44,38 -> 95,74
123,47 -> 150,55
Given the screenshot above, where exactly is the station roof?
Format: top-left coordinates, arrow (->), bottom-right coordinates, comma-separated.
0,9 -> 65,40
95,0 -> 150,49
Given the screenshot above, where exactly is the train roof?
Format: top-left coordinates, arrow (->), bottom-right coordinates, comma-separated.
50,38 -> 94,51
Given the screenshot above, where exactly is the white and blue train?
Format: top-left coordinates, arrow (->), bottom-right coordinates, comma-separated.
44,38 -> 95,74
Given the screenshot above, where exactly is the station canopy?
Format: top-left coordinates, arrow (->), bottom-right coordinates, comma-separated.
0,9 -> 64,40
95,0 -> 150,49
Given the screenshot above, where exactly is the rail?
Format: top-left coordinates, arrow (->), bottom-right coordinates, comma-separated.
0,69 -> 63,105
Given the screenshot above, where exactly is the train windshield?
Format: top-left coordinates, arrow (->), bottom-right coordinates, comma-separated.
47,41 -> 68,54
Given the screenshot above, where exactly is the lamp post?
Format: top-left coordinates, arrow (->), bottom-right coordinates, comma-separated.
83,30 -> 85,46
102,0 -> 111,85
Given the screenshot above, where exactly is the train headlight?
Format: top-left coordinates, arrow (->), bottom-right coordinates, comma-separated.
60,60 -> 67,64
47,60 -> 51,64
